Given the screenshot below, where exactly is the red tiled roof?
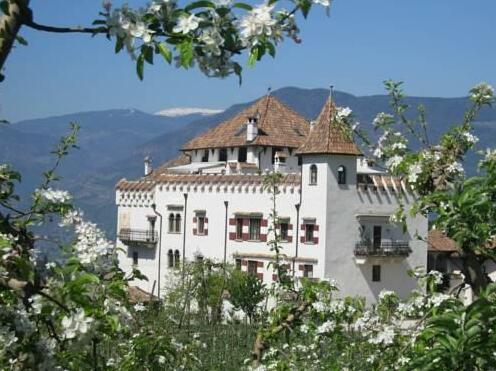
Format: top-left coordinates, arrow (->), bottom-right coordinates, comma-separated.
181,95 -> 309,150
116,173 -> 301,191
428,230 -> 458,253
296,98 -> 361,156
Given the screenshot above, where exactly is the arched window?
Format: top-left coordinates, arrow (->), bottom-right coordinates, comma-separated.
174,250 -> 180,268
168,213 -> 175,232
167,249 -> 174,268
310,164 -> 318,185
338,165 -> 346,185
175,213 -> 181,233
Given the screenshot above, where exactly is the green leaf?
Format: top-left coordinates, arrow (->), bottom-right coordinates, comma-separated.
247,48 -> 258,67
157,42 -> 172,64
185,0 -> 215,12
266,42 -> 276,58
115,37 -> 124,54
233,62 -> 242,85
297,0 -> 312,18
233,2 -> 253,11
178,40 -> 194,68
142,45 -> 154,65
15,35 -> 28,46
136,54 -> 145,80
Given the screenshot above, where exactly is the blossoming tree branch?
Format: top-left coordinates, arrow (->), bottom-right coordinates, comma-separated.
0,0 -> 330,82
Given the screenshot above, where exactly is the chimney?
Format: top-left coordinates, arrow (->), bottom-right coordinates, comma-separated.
246,115 -> 258,142
144,156 -> 152,176
309,120 -> 316,131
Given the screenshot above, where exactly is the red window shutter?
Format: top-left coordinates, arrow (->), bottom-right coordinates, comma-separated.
300,236 -> 305,243
260,234 -> 267,242
241,260 -> 248,266
256,273 -> 263,281
204,229 -> 208,236
242,233 -> 249,241
299,264 -> 304,271
314,225 -> 319,232
272,274 -> 278,281
261,219 -> 268,227
287,236 -> 293,243
193,217 -> 197,223
313,237 -> 319,244
229,218 -> 236,226
229,232 -> 236,240
257,261 -> 263,268
288,224 -> 293,230
193,228 -> 197,235
204,217 -> 208,223
301,224 -> 306,231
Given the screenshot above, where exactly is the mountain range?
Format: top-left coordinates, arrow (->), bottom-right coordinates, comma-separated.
2,87 -> 496,238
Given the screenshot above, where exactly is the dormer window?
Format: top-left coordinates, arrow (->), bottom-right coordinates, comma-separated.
238,147 -> 247,163
338,165 -> 346,185
310,164 -> 318,185
201,150 -> 209,162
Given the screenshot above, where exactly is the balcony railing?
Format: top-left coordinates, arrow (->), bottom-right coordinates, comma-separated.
118,228 -> 158,247
354,241 -> 411,257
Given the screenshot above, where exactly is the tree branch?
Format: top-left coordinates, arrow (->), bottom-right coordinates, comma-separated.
23,18 -> 107,34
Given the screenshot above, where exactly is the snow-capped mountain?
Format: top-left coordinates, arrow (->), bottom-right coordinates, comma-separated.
155,107 -> 224,117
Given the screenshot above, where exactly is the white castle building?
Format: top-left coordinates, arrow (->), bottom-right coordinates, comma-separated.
115,94 -> 427,303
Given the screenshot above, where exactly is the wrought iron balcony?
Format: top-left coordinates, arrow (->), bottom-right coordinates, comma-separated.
118,228 -> 158,247
354,241 -> 411,257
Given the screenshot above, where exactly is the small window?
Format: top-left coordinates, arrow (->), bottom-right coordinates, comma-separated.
174,250 -> 181,268
175,213 -> 182,233
310,164 -> 318,185
132,251 -> 138,266
168,213 -> 175,233
298,156 -> 303,166
219,148 -> 228,162
373,226 -> 382,250
201,150 -> 209,162
303,264 -> 313,278
238,147 -> 247,162
249,218 -> 261,241
338,165 -> 346,185
305,224 -> 315,243
248,260 -> 258,275
236,218 -> 243,240
168,249 -> 174,268
235,258 -> 242,270
372,265 -> 381,282
197,216 -> 205,235
280,223 -> 289,241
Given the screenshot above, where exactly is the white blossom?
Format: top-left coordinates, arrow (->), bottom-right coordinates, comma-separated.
368,326 -> 395,345
386,155 -> 403,170
407,163 -> 422,184
378,290 -> 396,301
470,82 -> 494,104
173,14 -> 201,34
373,112 -> 393,127
134,302 -> 146,312
239,3 -> 277,44
312,0 -> 331,6
61,309 -> 93,339
28,294 -> 43,314
336,106 -> 352,120
199,28 -> 224,56
446,161 -> 464,175
35,188 -> 72,204
316,320 -> 335,334
158,355 -> 166,364
391,141 -> 407,151
429,293 -> 450,307
462,132 -> 479,144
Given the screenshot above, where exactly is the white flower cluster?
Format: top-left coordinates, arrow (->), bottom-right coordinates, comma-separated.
35,187 -> 72,204
368,325 -> 395,345
61,309 -> 93,339
60,209 -> 114,268
336,106 -> 352,120
470,82 -> 494,104
385,154 -> 404,171
462,131 -> 479,145
373,112 -> 394,128
445,161 -> 464,176
407,162 -> 423,185
174,14 -> 201,34
239,4 -> 278,46
378,290 -> 397,302
316,320 -> 335,334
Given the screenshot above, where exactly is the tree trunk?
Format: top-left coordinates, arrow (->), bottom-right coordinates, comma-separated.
0,0 -> 31,74
461,251 -> 490,297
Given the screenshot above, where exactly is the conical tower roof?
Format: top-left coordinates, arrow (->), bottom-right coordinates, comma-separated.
295,98 -> 361,156
182,95 -> 309,150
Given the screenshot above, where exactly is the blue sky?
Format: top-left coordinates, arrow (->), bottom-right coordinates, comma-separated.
1,0 -> 495,122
